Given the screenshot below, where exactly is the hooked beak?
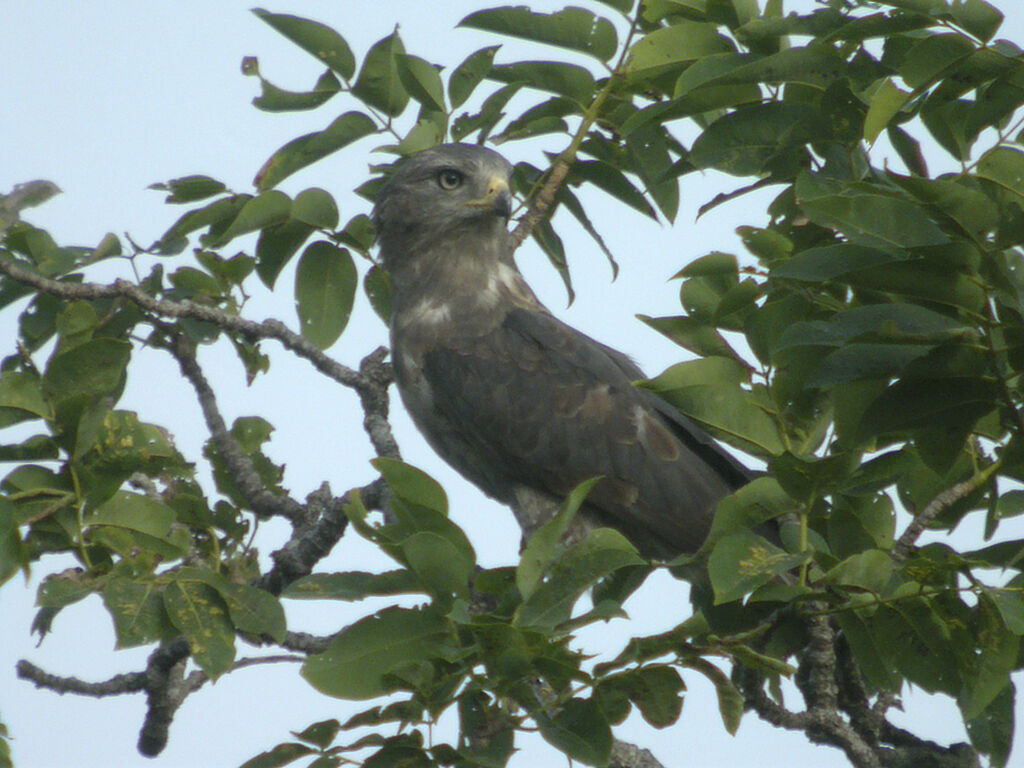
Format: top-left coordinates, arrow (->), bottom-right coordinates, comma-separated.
466,175 -> 512,220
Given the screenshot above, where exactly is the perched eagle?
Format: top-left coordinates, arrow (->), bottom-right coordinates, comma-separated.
373,144 -> 751,559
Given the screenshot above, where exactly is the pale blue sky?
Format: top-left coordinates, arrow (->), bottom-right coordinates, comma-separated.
3,2 -> 1023,767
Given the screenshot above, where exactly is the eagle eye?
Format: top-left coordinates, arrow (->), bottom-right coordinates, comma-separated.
436,168 -> 464,191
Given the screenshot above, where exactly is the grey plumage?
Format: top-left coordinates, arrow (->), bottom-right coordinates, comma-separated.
373,143 -> 750,559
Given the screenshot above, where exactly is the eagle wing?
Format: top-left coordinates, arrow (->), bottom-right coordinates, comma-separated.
419,306 -> 750,556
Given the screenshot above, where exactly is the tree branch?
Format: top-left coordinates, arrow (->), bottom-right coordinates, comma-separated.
508,9 -> 641,250
0,257 -> 368,391
610,739 -> 670,768
891,467 -> 995,564
257,479 -> 387,595
163,330 -> 306,522
16,659 -> 146,696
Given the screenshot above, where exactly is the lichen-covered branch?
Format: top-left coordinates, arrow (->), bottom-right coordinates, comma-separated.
258,479 -> 386,595
610,739 -> 670,768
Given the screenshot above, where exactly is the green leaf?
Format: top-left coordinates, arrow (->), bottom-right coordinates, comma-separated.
834,610 -> 900,691
352,31 -> 409,117
770,243 -> 905,282
948,0 -> 1003,42
643,357 -> 784,456
690,102 -> 813,177
707,530 -> 805,604
239,742 -> 316,768
102,577 -> 170,648
371,458 -> 448,515
960,603 -> 1019,720
448,46 -> 499,109
460,7 -> 618,62
150,174 -> 226,204
597,666 -> 685,728
856,378 -> 998,443
675,46 -> 844,94
394,54 -> 445,112
517,476 -> 602,599
977,146 -> 1024,202
176,567 -> 286,642
291,187 -> 339,229
42,338 -> 130,428
488,61 -> 595,104
517,528 -> 644,629
153,195 -> 250,253
0,370 -> 50,422
282,570 -> 422,601
824,549 -> 894,594
626,21 -> 733,75
207,190 -> 291,247
536,698 -> 612,767
256,221 -> 314,289
679,656 -> 744,734
163,579 -> 235,679
251,68 -> 340,112
984,586 -> 1024,635
294,241 -> 356,349
252,9 -> 355,79
400,530 -> 474,602
795,172 -> 950,249
451,82 -> 522,142
864,78 -> 911,144
363,265 -> 394,323
640,314 -> 745,361
88,491 -> 176,538
301,606 -> 448,699
255,111 -> 376,191
568,160 -> 657,219
965,681 -> 1014,768
294,719 -> 341,749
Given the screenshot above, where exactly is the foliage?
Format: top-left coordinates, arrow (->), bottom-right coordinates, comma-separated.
3,1 -> 1024,767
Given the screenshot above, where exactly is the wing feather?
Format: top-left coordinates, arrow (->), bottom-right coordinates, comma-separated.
420,307 -> 750,555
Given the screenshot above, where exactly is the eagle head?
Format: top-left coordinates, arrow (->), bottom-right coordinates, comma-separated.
372,144 -> 514,268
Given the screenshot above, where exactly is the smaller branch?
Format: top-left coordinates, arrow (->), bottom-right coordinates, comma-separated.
509,8 -> 641,249
16,659 -> 146,697
358,347 -> 401,461
165,331 -> 305,523
891,465 -> 996,564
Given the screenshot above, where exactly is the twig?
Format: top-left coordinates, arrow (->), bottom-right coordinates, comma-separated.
891,466 -> 996,564
508,9 -> 641,249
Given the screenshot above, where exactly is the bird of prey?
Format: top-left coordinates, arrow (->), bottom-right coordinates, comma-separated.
373,143 -> 751,559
